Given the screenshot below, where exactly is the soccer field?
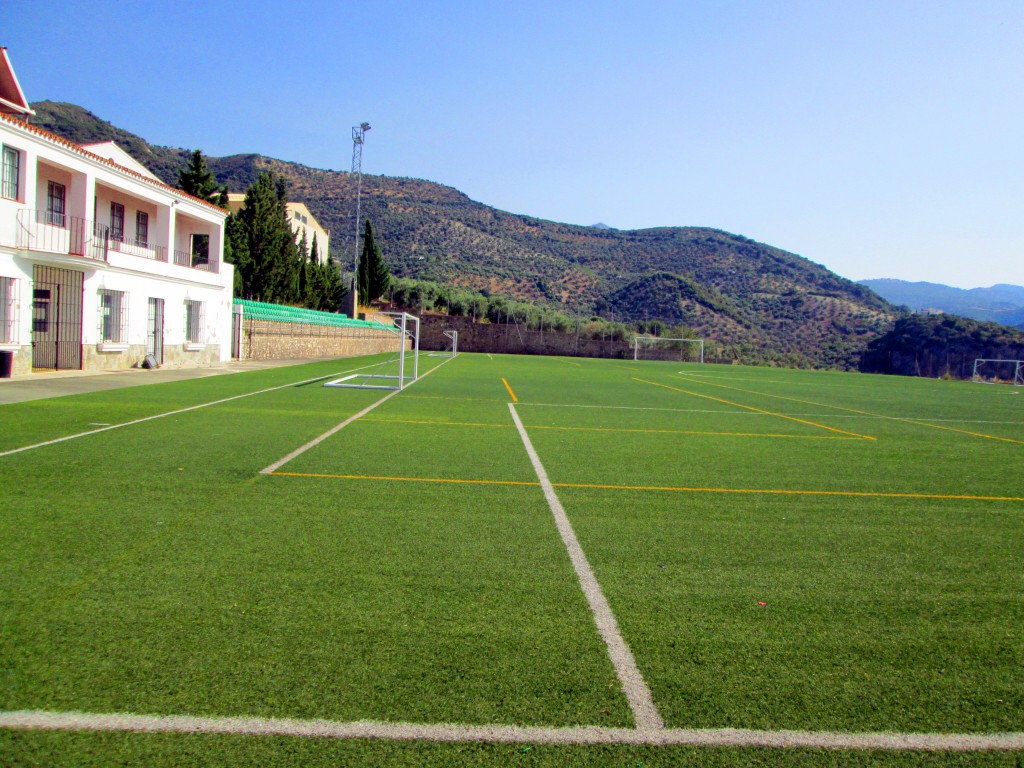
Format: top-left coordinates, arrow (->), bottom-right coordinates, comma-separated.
1,353 -> 1022,766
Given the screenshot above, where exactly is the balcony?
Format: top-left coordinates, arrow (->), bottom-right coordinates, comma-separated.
15,209 -> 109,261
173,249 -> 219,274
108,235 -> 168,262
12,209 -> 216,273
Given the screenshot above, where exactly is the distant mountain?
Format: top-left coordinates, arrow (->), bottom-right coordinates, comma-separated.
31,101 -> 899,368
860,279 -> 1024,329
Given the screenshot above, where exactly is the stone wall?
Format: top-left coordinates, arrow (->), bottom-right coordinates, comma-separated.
81,344 -> 221,371
417,314 -> 634,359
239,319 -> 406,361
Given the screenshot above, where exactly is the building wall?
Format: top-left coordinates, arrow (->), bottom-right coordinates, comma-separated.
0,113 -> 233,377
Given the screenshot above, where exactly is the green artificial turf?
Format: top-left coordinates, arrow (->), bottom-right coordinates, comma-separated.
1,352 -> 1022,765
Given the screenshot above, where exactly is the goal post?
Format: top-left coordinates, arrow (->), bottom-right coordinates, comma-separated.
324,312 -> 420,390
633,336 -> 705,363
428,329 -> 458,358
971,359 -> 1024,386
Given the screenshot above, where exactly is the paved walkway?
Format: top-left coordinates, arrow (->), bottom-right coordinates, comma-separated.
0,359 -> 329,405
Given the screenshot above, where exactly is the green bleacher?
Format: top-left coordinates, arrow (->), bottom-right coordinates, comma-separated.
234,299 -> 395,331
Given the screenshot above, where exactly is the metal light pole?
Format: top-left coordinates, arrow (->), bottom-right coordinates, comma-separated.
350,122 -> 370,314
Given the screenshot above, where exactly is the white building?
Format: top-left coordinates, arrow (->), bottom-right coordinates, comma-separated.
0,50 -> 233,378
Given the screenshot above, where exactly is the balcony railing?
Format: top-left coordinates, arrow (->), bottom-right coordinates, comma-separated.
15,210 -> 109,261
173,249 -> 219,274
108,236 -> 167,262
14,210 -> 215,273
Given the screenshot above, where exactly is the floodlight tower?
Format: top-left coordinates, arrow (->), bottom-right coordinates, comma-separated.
350,122 -> 371,313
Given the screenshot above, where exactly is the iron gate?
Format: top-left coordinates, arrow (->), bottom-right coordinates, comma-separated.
32,265 -> 83,371
147,297 -> 165,363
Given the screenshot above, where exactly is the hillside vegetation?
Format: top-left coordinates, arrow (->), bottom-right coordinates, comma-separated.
32,101 -> 898,368
861,314 -> 1024,378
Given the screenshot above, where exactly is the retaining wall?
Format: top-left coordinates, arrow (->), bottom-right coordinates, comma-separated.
239,319 -> 406,361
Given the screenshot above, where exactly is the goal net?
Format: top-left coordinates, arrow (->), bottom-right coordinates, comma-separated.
972,359 -> 1024,385
324,312 -> 420,390
633,336 -> 705,363
428,330 -> 458,358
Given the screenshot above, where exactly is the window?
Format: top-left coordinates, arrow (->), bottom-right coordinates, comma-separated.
110,202 -> 125,243
135,210 -> 149,247
46,181 -> 66,227
184,300 -> 204,344
98,289 -> 128,343
191,233 -> 210,267
0,277 -> 17,344
2,146 -> 20,200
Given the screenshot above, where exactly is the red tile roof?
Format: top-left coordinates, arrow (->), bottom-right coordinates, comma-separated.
0,111 -> 228,215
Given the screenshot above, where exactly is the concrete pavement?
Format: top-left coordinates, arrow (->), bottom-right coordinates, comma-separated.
0,358 -> 333,405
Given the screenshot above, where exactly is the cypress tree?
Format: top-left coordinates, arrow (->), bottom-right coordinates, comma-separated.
358,219 -> 392,304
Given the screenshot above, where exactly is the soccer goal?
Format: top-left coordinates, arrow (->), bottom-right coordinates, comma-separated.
971,358 -> 1024,386
633,336 -> 705,363
324,312 -> 420,390
428,330 -> 458,358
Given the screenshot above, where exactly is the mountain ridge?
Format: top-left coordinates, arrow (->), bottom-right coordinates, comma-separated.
30,100 -> 898,367
860,278 -> 1024,330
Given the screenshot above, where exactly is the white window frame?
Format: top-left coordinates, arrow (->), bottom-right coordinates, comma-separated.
97,289 -> 129,350
46,181 -> 66,227
184,299 -> 204,349
135,210 -> 149,247
190,233 -> 210,267
0,276 -> 18,346
2,145 -> 20,201
110,202 -> 125,243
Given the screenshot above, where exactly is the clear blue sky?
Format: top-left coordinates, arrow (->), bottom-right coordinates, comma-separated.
5,0 -> 1022,288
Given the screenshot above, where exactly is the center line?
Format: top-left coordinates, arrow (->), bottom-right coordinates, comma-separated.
508,402 -> 663,731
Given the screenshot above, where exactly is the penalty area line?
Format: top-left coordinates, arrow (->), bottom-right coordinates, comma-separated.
265,471 -> 1024,502
1,710 -> 1022,751
0,359 -> 399,460
259,355 -> 455,475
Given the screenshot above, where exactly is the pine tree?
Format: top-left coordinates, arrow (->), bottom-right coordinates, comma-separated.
236,172 -> 294,302
177,149 -> 228,208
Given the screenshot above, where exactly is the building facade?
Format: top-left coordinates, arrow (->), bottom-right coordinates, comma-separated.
0,104 -> 233,378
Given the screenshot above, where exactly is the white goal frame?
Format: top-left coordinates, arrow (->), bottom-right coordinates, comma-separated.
428,330 -> 458,358
324,312 -> 420,391
971,358 -> 1024,386
633,336 -> 705,363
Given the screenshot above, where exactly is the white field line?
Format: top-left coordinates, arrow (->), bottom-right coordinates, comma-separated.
259,355 -> 455,475
508,402 -> 664,732
0,360 -> 401,460
2,710 -> 1022,751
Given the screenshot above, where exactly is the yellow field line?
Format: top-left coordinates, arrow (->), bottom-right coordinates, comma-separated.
358,417 -> 861,439
269,471 -> 537,487
266,471 -> 1023,501
554,482 -> 1023,501
360,418 -> 512,428
530,425 -> 860,440
502,377 -> 518,402
673,374 -> 1024,445
633,378 -> 876,441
